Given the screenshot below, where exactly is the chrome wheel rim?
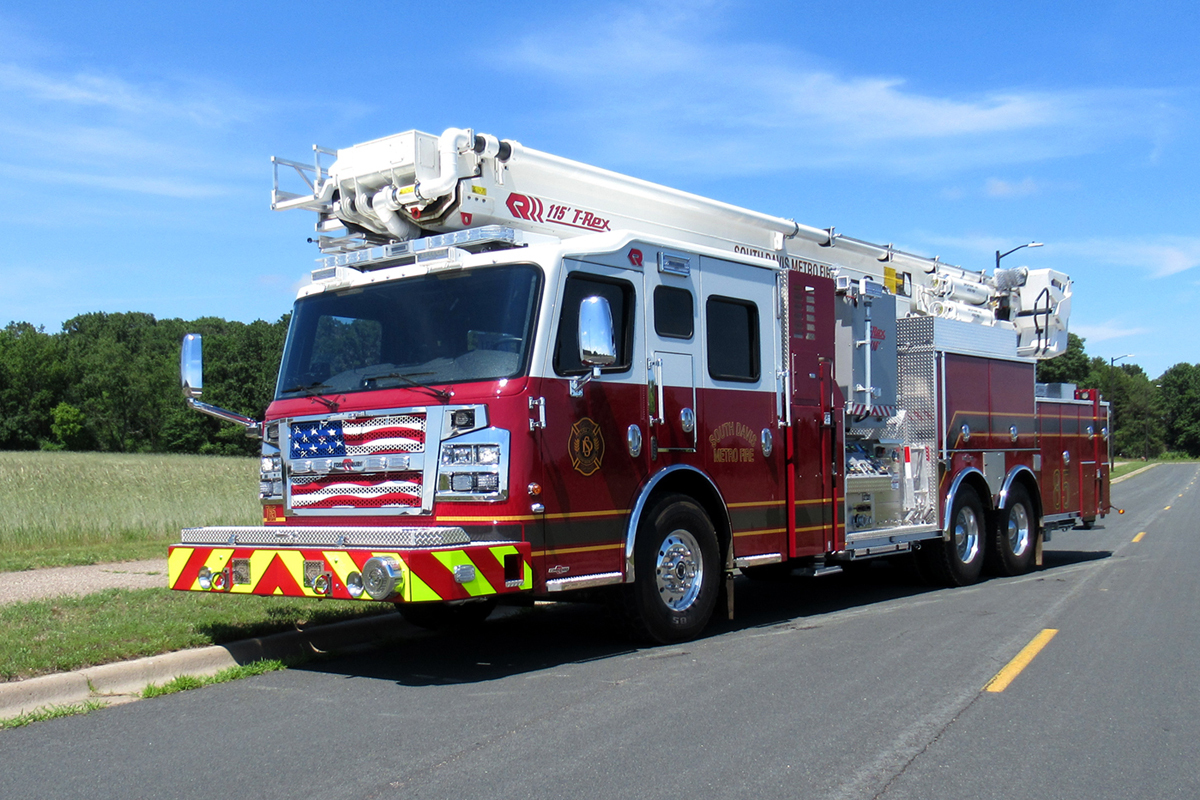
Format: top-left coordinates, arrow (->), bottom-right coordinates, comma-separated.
1007,503 -> 1031,557
954,505 -> 981,564
655,529 -> 704,611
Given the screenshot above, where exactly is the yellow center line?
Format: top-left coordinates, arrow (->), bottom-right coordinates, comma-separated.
985,629 -> 1059,693
1132,531 -> 1146,543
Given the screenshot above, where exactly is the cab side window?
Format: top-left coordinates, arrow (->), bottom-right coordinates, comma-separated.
706,296 -> 759,381
554,273 -> 635,375
654,285 -> 694,339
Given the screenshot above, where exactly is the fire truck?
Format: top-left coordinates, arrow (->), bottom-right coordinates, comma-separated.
170,127 -> 1110,642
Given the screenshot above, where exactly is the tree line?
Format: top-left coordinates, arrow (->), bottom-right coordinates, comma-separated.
0,313 -> 1196,459
0,312 -> 288,456
1036,333 -> 1200,459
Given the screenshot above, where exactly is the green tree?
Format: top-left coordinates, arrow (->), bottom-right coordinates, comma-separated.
0,322 -> 69,449
1100,364 -> 1164,459
1159,363 -> 1200,457
1036,332 -> 1089,384
50,402 -> 91,450
59,312 -> 182,452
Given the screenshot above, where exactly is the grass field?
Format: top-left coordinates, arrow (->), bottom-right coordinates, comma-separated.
0,451 -> 259,571
1111,459 -> 1196,480
0,588 -> 388,682
0,451 -> 390,689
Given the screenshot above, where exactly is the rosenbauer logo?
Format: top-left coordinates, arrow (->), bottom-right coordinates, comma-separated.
506,192 -> 612,232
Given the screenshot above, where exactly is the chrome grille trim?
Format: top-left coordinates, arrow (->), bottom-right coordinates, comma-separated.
179,525 -> 471,548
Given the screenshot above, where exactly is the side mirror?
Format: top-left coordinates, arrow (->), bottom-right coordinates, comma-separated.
181,333 -> 203,399
579,296 -> 616,367
179,333 -> 262,438
571,296 -> 616,398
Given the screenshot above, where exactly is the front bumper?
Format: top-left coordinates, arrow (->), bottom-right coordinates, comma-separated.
168,526 -> 532,602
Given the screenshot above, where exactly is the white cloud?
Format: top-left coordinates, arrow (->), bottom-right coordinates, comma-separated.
0,161 -> 230,199
0,51 -> 272,203
506,2 -> 1174,178
916,233 -> 1200,280
986,177 -> 1040,198
1058,238 -> 1200,278
0,63 -> 258,125
1072,320 -> 1150,343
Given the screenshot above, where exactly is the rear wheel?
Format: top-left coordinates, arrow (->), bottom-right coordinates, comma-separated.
918,485 -> 986,586
988,483 -> 1037,576
619,494 -> 719,643
396,597 -> 497,630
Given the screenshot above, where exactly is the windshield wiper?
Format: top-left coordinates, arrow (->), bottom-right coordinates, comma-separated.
279,382 -> 339,411
362,371 -> 452,400
281,381 -> 333,395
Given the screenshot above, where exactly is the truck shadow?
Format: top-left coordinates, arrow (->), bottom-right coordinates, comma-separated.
296,548 -> 1111,688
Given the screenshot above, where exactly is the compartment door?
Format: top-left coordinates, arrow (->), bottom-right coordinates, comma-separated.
788,272 -> 839,556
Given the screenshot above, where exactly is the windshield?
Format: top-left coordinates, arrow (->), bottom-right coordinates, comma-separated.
276,264 -> 542,399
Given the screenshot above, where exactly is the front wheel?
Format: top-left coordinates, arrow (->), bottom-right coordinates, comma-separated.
988,483 -> 1037,576
620,494 -> 720,643
918,485 -> 986,586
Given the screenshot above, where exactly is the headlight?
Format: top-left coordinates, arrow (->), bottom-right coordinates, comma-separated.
435,429 -> 509,502
440,443 -> 502,466
442,444 -> 476,465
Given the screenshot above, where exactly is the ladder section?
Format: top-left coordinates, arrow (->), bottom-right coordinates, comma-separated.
272,127 -> 1071,358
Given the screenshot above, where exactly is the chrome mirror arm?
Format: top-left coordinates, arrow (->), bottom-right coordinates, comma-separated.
186,398 -> 263,439
569,366 -> 602,399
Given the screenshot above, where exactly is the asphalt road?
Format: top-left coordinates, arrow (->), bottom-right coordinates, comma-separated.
1,464 -> 1195,800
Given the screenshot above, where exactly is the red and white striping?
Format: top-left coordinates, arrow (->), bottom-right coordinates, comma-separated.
291,472 -> 423,509
342,414 -> 426,455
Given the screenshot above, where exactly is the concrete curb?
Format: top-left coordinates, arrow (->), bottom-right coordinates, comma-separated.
0,611 -> 415,720
1112,462 -> 1158,484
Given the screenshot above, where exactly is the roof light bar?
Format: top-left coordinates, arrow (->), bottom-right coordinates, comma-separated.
317,226 -> 541,271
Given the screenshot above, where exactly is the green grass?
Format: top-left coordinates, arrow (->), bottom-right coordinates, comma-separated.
0,588 -> 390,682
0,662 -> 289,727
1112,458 -> 1199,480
0,699 -> 109,729
0,451 -> 259,571
141,659 -> 287,698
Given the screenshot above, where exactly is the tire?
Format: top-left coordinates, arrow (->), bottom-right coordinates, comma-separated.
619,494 -> 720,643
988,483 -> 1037,576
396,597 -> 497,630
918,485 -> 986,586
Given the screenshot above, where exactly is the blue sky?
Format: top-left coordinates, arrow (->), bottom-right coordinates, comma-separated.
1,0 -> 1196,379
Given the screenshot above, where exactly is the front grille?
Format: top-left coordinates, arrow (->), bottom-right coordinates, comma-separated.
289,413 -> 426,459
290,471 -> 423,510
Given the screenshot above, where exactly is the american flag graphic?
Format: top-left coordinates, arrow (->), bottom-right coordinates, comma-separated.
289,414 -> 425,459
288,413 -> 427,510
290,472 -> 423,509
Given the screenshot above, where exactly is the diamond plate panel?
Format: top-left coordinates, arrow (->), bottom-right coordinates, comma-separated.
179,526 -> 473,548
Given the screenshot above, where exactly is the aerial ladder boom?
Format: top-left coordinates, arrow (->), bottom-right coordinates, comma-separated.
272,127 -> 1071,358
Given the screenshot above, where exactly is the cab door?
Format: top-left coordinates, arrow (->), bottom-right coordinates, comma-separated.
535,258 -> 649,581
644,250 -> 700,456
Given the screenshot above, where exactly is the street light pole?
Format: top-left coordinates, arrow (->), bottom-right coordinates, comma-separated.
996,241 -> 1043,271
1108,354 -> 1133,454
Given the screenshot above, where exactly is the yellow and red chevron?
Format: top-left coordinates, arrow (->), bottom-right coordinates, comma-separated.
167,542 -> 533,602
